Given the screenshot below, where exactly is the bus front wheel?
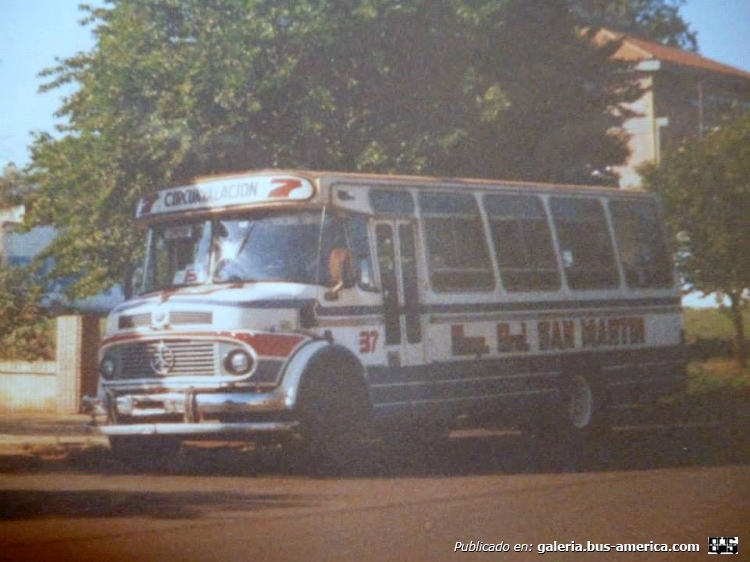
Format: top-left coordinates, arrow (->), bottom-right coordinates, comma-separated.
295,366 -> 372,474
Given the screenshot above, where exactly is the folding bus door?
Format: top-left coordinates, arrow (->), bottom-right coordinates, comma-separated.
374,220 -> 424,368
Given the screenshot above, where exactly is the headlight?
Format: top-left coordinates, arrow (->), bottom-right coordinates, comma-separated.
100,356 -> 117,378
224,349 -> 253,375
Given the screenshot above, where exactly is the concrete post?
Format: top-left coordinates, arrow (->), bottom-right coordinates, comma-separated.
56,315 -> 100,414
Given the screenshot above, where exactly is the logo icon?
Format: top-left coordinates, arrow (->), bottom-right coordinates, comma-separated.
708,537 -> 738,555
150,342 -> 176,375
138,193 -> 160,216
268,178 -> 303,198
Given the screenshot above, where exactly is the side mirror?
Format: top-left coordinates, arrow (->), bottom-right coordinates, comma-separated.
325,248 -> 356,301
128,266 -> 144,299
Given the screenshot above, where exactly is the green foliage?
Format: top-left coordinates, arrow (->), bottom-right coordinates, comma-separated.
642,115 -> 750,297
27,0 -> 657,299
660,359 -> 750,425
0,268 -> 55,361
421,0 -> 643,185
642,113 -> 750,366
0,165 -> 53,360
0,164 -> 24,208
686,360 -> 750,395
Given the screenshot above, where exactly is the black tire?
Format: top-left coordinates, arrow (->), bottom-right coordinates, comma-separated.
108,435 -> 182,471
295,364 -> 373,474
560,374 -> 596,433
556,373 -> 610,439
522,373 -> 610,470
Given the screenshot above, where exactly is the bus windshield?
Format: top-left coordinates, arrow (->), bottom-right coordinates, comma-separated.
141,210 -> 346,293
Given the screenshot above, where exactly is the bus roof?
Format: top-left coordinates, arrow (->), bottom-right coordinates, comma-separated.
135,169 -> 654,220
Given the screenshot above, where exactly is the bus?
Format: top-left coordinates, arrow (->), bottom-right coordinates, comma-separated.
87,170 -> 686,467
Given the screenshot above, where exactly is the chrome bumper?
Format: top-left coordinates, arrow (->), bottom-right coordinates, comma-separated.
85,388 -> 299,438
99,420 -> 298,437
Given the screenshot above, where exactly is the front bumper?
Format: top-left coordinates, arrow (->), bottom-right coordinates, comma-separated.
99,420 -> 298,437
85,388 -> 299,438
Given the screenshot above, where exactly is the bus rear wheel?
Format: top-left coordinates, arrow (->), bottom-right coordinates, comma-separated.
555,373 -> 611,440
522,373 -> 610,469
565,374 -> 595,430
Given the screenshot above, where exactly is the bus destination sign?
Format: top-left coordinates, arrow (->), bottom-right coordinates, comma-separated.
136,174 -> 316,218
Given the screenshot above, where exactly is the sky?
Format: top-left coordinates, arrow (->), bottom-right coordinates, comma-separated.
1,0 -> 749,169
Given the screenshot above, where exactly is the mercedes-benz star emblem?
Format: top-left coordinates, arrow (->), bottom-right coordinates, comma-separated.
150,342 -> 176,375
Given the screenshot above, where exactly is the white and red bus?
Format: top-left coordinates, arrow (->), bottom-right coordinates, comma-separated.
88,170 -> 686,465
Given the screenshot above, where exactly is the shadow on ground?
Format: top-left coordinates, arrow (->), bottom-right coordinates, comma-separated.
0,488 -> 317,521
0,402 -> 747,480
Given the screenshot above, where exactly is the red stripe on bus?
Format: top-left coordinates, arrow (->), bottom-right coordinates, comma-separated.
232,333 -> 306,357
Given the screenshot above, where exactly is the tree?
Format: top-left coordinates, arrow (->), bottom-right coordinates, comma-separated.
0,267 -> 54,361
0,163 -> 53,359
641,114 -> 750,368
571,0 -> 697,51
26,0 -> 648,298
0,163 -> 23,208
451,0 -> 642,184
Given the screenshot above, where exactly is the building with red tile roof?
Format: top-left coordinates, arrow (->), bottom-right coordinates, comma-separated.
595,28 -> 750,188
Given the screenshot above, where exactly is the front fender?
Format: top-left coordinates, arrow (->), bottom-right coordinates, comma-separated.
276,340 -> 331,408
277,340 -> 366,408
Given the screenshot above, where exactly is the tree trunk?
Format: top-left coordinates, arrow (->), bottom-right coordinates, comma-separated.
728,292 -> 747,369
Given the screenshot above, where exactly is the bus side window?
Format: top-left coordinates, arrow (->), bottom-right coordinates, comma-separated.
484,194 -> 561,291
419,192 -> 495,292
550,197 -> 619,290
609,199 -> 673,288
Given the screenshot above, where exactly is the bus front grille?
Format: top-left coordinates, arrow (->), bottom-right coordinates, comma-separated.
116,340 -> 218,379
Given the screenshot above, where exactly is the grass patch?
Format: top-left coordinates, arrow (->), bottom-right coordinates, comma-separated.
683,307 -> 749,361
686,359 -> 750,395
683,307 -> 750,340
663,359 -> 750,422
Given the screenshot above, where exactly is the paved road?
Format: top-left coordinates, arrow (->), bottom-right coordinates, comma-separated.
0,418 -> 747,562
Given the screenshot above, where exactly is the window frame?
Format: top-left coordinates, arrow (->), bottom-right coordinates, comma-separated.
608,198 -> 674,289
549,196 -> 620,291
418,191 -> 495,293
483,193 -> 561,292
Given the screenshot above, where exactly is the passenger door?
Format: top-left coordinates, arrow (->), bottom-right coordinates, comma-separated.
374,221 -> 424,367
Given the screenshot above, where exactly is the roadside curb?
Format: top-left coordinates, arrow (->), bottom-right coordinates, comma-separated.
0,434 -> 108,455
0,413 -> 108,455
